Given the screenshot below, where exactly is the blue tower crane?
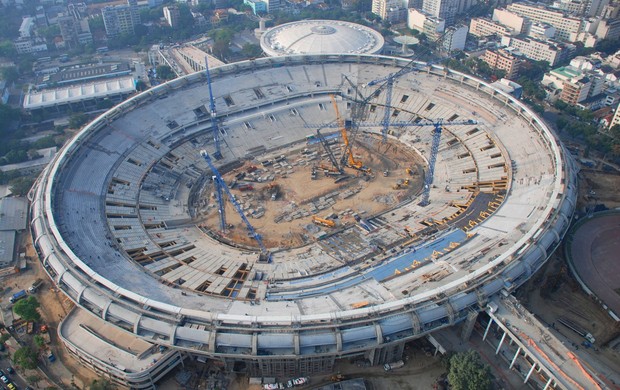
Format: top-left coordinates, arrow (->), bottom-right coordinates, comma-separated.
205,56 -> 222,160
200,150 -> 271,262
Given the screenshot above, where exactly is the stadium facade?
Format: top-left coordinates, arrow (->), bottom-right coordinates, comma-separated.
30,54 -> 577,386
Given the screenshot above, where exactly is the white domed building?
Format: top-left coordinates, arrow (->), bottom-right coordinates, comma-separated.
260,19 -> 385,56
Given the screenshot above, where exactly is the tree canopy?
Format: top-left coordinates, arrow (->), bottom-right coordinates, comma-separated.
13,296 -> 41,322
447,350 -> 493,390
13,346 -> 38,370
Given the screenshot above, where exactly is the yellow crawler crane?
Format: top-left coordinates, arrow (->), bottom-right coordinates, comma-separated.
312,216 -> 336,227
329,94 -> 371,174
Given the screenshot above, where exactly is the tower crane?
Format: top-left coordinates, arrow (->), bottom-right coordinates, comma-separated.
205,56 -> 223,160
200,150 -> 271,262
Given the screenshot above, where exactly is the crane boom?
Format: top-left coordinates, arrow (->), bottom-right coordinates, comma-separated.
200,150 -> 271,262
205,56 -> 222,160
316,127 -> 343,174
329,94 -> 363,170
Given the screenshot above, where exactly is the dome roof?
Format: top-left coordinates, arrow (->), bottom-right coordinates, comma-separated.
260,20 -> 384,57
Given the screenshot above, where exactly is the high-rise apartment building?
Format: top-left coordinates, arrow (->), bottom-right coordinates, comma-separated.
163,6 -> 181,28
102,0 -> 141,37
422,0 -> 459,25
501,36 -> 574,66
506,2 -> 584,41
442,25 -> 467,51
469,17 -> 514,37
482,49 -> 523,79
408,9 -> 445,40
542,65 -> 604,105
372,0 -> 407,22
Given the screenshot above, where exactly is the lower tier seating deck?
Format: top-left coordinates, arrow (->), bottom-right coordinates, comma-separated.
32,55 -> 576,365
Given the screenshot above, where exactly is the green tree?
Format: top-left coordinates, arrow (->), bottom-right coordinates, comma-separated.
156,65 -> 175,80
0,66 -> 19,83
0,40 -> 16,57
34,335 -> 46,349
447,350 -> 492,390
241,43 -> 263,59
68,112 -> 89,129
0,333 -> 9,344
9,176 -> 36,196
90,379 -> 116,390
12,296 -> 41,322
13,346 -> 38,369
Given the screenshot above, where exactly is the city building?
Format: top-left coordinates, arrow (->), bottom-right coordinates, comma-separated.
469,17 -> 513,38
30,54 -> 576,382
34,62 -> 133,89
542,65 -> 605,105
408,9 -> 445,41
506,2 -> 584,42
163,6 -> 181,28
490,78 -> 523,99
102,0 -> 141,37
19,17 -> 35,38
500,36 -> 574,66
260,20 -> 384,57
610,102 -> 620,128
13,38 -> 47,55
528,23 -> 557,40
492,8 -> 529,35
244,0 -> 268,14
23,76 -> 136,115
482,49 -> 523,79
57,4 -> 93,48
422,0 -> 459,25
0,197 -> 28,267
372,0 -> 407,22
442,25 -> 467,52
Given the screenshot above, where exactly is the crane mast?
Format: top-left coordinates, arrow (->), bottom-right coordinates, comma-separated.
205,56 -> 222,160
200,150 -> 271,262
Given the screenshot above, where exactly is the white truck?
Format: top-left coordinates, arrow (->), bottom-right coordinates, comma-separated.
383,360 -> 405,371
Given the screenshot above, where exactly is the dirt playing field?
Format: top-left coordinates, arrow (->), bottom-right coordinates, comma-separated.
197,134 -> 426,248
578,169 -> 620,209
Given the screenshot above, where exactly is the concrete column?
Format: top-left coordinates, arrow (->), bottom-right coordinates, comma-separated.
169,325 -> 177,345
133,313 -> 142,334
543,378 -> 553,390
208,330 -> 217,352
460,311 -> 478,341
482,318 -> 494,341
294,333 -> 300,355
525,363 -> 537,383
375,323 -> 383,344
101,300 -> 112,321
495,331 -> 507,355
252,332 -> 258,355
509,346 -> 521,369
336,330 -> 342,352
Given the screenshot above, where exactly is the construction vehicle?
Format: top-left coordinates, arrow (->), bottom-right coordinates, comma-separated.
383,360 -> 405,371
312,216 -> 335,228
330,95 -> 371,174
406,167 -> 413,176
9,290 -> 27,303
557,318 -> 596,343
28,278 -> 44,293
